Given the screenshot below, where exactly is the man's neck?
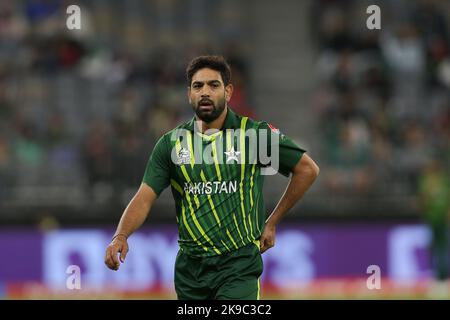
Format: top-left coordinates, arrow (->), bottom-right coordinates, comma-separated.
195,106 -> 228,134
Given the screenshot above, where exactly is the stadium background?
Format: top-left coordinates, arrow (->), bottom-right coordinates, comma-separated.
0,0 -> 449,299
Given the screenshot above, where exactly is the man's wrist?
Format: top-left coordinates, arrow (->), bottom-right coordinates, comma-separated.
265,219 -> 277,229
112,233 -> 128,241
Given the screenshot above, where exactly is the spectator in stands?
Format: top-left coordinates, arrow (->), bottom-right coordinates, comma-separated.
418,159 -> 449,281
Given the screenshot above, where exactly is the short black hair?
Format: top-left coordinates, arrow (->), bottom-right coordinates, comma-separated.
186,55 -> 232,86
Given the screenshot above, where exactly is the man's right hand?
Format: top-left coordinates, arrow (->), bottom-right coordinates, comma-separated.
104,235 -> 129,271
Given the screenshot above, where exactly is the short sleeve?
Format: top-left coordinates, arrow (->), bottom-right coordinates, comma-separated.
258,122 -> 306,177
142,135 -> 171,196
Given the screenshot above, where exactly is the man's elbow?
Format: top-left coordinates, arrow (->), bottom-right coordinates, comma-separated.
305,161 -> 320,181
311,160 -> 320,178
294,154 -> 320,180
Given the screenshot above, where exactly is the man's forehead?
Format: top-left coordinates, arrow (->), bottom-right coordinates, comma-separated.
192,68 -> 223,82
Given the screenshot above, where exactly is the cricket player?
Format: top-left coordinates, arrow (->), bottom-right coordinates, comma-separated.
105,55 -> 319,299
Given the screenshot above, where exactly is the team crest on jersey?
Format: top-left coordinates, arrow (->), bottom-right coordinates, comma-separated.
224,147 -> 240,163
176,147 -> 191,165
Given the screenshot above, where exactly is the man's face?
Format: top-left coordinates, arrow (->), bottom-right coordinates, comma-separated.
188,68 -> 233,123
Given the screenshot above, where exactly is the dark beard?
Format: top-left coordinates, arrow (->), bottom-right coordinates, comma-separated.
193,97 -> 226,123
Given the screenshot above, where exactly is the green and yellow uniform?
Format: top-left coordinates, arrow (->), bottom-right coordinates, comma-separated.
143,107 -> 305,299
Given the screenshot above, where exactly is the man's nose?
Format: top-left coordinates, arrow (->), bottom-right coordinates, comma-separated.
200,87 -> 212,97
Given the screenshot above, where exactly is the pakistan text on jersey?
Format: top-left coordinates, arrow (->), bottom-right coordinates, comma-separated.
183,181 -> 238,195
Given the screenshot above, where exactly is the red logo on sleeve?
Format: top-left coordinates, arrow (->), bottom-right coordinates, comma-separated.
268,123 -> 280,134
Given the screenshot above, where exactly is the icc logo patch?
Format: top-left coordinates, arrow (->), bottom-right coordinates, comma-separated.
176,147 -> 191,165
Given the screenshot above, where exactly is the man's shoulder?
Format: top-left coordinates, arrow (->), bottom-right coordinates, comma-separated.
231,110 -> 267,129
242,116 -> 272,130
151,123 -> 189,157
242,116 -> 282,135
158,119 -> 192,140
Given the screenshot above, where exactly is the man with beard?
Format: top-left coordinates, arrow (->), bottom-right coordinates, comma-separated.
105,55 -> 320,299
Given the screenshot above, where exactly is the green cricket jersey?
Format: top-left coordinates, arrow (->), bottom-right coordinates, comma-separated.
143,107 -> 305,257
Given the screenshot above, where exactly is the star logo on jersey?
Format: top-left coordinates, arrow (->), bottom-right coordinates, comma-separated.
224,147 -> 240,163
176,147 -> 191,165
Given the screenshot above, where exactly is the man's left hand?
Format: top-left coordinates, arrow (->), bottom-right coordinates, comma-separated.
260,223 -> 276,253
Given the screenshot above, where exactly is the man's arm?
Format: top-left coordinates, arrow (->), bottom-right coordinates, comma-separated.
260,153 -> 319,253
104,183 -> 157,270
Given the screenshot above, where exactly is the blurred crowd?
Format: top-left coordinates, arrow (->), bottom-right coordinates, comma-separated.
0,0 -> 254,216
311,0 -> 449,215
0,0 -> 448,223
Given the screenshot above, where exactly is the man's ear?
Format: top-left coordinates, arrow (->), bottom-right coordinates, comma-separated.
225,84 -> 233,102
